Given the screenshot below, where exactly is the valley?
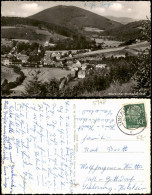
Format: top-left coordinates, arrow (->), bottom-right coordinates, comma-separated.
1,5 -> 151,97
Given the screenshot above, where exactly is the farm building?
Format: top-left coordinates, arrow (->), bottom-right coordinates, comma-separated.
96,64 -> 106,69
78,70 -> 85,78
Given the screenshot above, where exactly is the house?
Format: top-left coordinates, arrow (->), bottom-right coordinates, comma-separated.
1,38 -> 12,47
72,67 -> 78,71
56,53 -> 61,60
1,57 -> 11,66
78,70 -> 85,79
51,52 -> 61,60
135,39 -> 141,43
17,54 -> 29,63
44,41 -> 56,47
76,60 -> 81,67
96,64 -> 106,69
81,64 -> 87,70
72,64 -> 80,70
69,54 -> 72,58
49,43 -> 56,47
44,54 -> 52,65
44,41 -> 49,47
71,60 -> 82,70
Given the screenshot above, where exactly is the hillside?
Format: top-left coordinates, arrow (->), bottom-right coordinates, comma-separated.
1,16 -> 79,38
1,16 -> 95,49
106,16 -> 137,24
1,16 -> 88,45
29,5 -> 122,31
102,20 -> 146,41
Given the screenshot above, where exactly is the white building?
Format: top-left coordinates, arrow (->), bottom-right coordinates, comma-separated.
96,64 -> 106,69
78,70 -> 85,78
1,58 -> 10,66
81,64 -> 87,70
76,60 -> 81,67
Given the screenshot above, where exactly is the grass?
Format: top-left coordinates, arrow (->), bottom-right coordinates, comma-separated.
94,38 -> 122,47
1,66 -> 19,83
1,25 -> 68,44
21,67 -> 72,82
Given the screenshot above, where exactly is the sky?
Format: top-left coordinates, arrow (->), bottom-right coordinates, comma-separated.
1,1 -> 151,20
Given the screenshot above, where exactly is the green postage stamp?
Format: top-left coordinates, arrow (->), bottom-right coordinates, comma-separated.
124,103 -> 147,129
116,103 -> 147,135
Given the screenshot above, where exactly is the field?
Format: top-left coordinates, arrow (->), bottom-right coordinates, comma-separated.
9,67 -> 72,96
1,66 -> 19,83
84,27 -> 104,32
1,25 -> 68,44
22,67 -> 72,81
92,38 -> 122,47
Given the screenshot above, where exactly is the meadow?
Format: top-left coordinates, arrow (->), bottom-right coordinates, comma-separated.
8,67 -> 72,96
92,38 -> 122,47
1,66 -> 19,83
84,27 -> 104,32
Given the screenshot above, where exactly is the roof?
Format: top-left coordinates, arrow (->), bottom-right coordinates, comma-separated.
17,54 -> 29,60
96,64 -> 106,68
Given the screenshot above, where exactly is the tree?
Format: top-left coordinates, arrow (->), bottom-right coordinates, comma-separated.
134,18 -> 151,96
23,73 -> 60,97
2,78 -> 8,86
24,74 -> 43,97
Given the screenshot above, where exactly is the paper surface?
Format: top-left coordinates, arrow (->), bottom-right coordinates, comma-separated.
1,99 -> 150,194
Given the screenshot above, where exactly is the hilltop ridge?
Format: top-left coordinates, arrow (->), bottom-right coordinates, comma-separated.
29,5 -> 122,31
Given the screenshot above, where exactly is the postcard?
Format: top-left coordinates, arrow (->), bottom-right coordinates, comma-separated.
1,1 -> 151,97
1,99 -> 150,194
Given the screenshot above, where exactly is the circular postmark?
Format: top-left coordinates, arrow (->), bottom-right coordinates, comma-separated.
116,105 -> 146,135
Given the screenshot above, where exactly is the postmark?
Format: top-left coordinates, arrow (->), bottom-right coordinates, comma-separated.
116,103 -> 147,135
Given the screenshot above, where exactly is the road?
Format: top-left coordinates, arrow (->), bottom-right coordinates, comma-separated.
61,41 -> 149,60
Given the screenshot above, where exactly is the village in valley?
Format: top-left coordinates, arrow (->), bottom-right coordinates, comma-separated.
1,2 -> 151,97
1,37 -> 112,95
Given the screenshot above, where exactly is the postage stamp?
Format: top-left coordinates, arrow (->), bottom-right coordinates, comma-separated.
124,104 -> 147,129
116,103 -> 147,135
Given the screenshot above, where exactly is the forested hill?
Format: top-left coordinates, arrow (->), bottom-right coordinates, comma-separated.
1,16 -> 95,49
29,5 -> 122,30
102,20 -> 148,41
1,16 -> 80,38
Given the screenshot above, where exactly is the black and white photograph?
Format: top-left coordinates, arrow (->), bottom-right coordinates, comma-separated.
1,1 -> 151,97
